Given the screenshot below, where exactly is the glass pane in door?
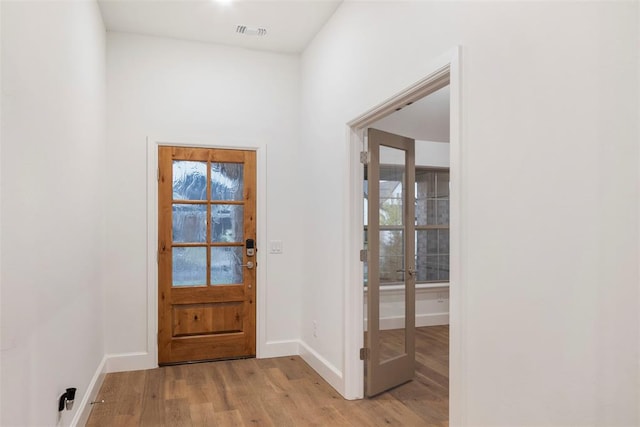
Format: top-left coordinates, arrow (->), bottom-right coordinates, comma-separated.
378,145 -> 406,362
211,163 -> 244,201
211,246 -> 243,285
211,204 -> 244,243
172,204 -> 207,243
172,247 -> 207,286
173,161 -> 207,200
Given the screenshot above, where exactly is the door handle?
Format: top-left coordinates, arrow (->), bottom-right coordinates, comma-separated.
241,261 -> 255,269
396,268 -> 416,276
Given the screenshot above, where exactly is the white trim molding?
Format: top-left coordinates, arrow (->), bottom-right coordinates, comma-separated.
71,355 -> 108,427
299,340 -> 344,394
105,352 -> 155,373
369,314 -> 450,331
344,46 -> 465,425
260,340 -> 301,359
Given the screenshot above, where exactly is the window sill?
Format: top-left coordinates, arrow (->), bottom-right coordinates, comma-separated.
364,282 -> 449,292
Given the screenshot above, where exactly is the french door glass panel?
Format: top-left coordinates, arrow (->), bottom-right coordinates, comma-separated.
378,146 -> 406,362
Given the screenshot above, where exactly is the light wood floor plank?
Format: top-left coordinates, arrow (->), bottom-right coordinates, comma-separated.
188,402 -> 216,426
138,368 -> 165,426
88,326 -> 448,426
210,409 -> 245,426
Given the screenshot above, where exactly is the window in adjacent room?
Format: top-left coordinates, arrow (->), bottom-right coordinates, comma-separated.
364,166 -> 449,285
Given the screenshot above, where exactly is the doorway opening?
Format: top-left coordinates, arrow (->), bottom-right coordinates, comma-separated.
344,48 -> 463,424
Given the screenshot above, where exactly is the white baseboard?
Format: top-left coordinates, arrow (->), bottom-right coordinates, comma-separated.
71,355 -> 107,427
380,312 -> 449,329
298,340 -> 344,396
417,312 -> 449,327
258,339 -> 300,359
105,352 -> 156,373
105,342 -> 301,371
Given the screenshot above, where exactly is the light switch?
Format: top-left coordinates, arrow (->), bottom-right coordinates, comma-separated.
269,240 -> 283,254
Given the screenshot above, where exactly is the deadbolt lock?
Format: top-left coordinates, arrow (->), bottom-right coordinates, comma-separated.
246,238 -> 255,257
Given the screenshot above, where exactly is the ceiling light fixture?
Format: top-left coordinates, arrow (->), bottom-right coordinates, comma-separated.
236,25 -> 267,36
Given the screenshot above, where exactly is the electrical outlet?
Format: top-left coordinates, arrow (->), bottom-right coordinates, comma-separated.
313,320 -> 318,338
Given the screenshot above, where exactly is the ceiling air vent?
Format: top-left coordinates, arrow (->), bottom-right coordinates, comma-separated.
236,25 -> 267,36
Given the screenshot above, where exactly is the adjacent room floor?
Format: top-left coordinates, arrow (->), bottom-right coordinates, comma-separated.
87,325 -> 448,426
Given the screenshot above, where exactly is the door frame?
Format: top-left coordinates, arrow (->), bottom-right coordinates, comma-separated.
344,46 -> 465,425
146,137 -> 268,368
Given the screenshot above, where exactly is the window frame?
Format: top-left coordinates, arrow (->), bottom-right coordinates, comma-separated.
364,165 -> 450,287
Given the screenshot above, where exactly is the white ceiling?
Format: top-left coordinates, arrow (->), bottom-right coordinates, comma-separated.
98,0 -> 450,137
371,86 -> 450,143
98,0 -> 342,54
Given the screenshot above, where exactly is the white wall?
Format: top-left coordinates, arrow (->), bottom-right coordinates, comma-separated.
105,33 -> 302,365
368,138 -> 450,167
415,140 -> 449,168
300,1 -> 639,425
1,1 -> 107,425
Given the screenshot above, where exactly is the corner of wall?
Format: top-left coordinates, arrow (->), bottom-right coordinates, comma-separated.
105,352 -> 156,373
70,355 -> 108,427
298,339 -> 345,397
259,340 -> 300,359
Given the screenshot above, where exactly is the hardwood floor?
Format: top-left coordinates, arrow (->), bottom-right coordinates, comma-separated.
87,326 -> 448,426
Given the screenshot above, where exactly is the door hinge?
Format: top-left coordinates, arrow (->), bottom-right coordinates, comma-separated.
359,249 -> 368,262
157,168 -> 160,182
360,151 -> 370,165
359,347 -> 369,360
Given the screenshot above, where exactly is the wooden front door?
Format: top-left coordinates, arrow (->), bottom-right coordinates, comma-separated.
158,146 -> 256,365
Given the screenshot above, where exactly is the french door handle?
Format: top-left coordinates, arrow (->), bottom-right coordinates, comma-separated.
241,261 -> 255,269
396,268 -> 416,276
